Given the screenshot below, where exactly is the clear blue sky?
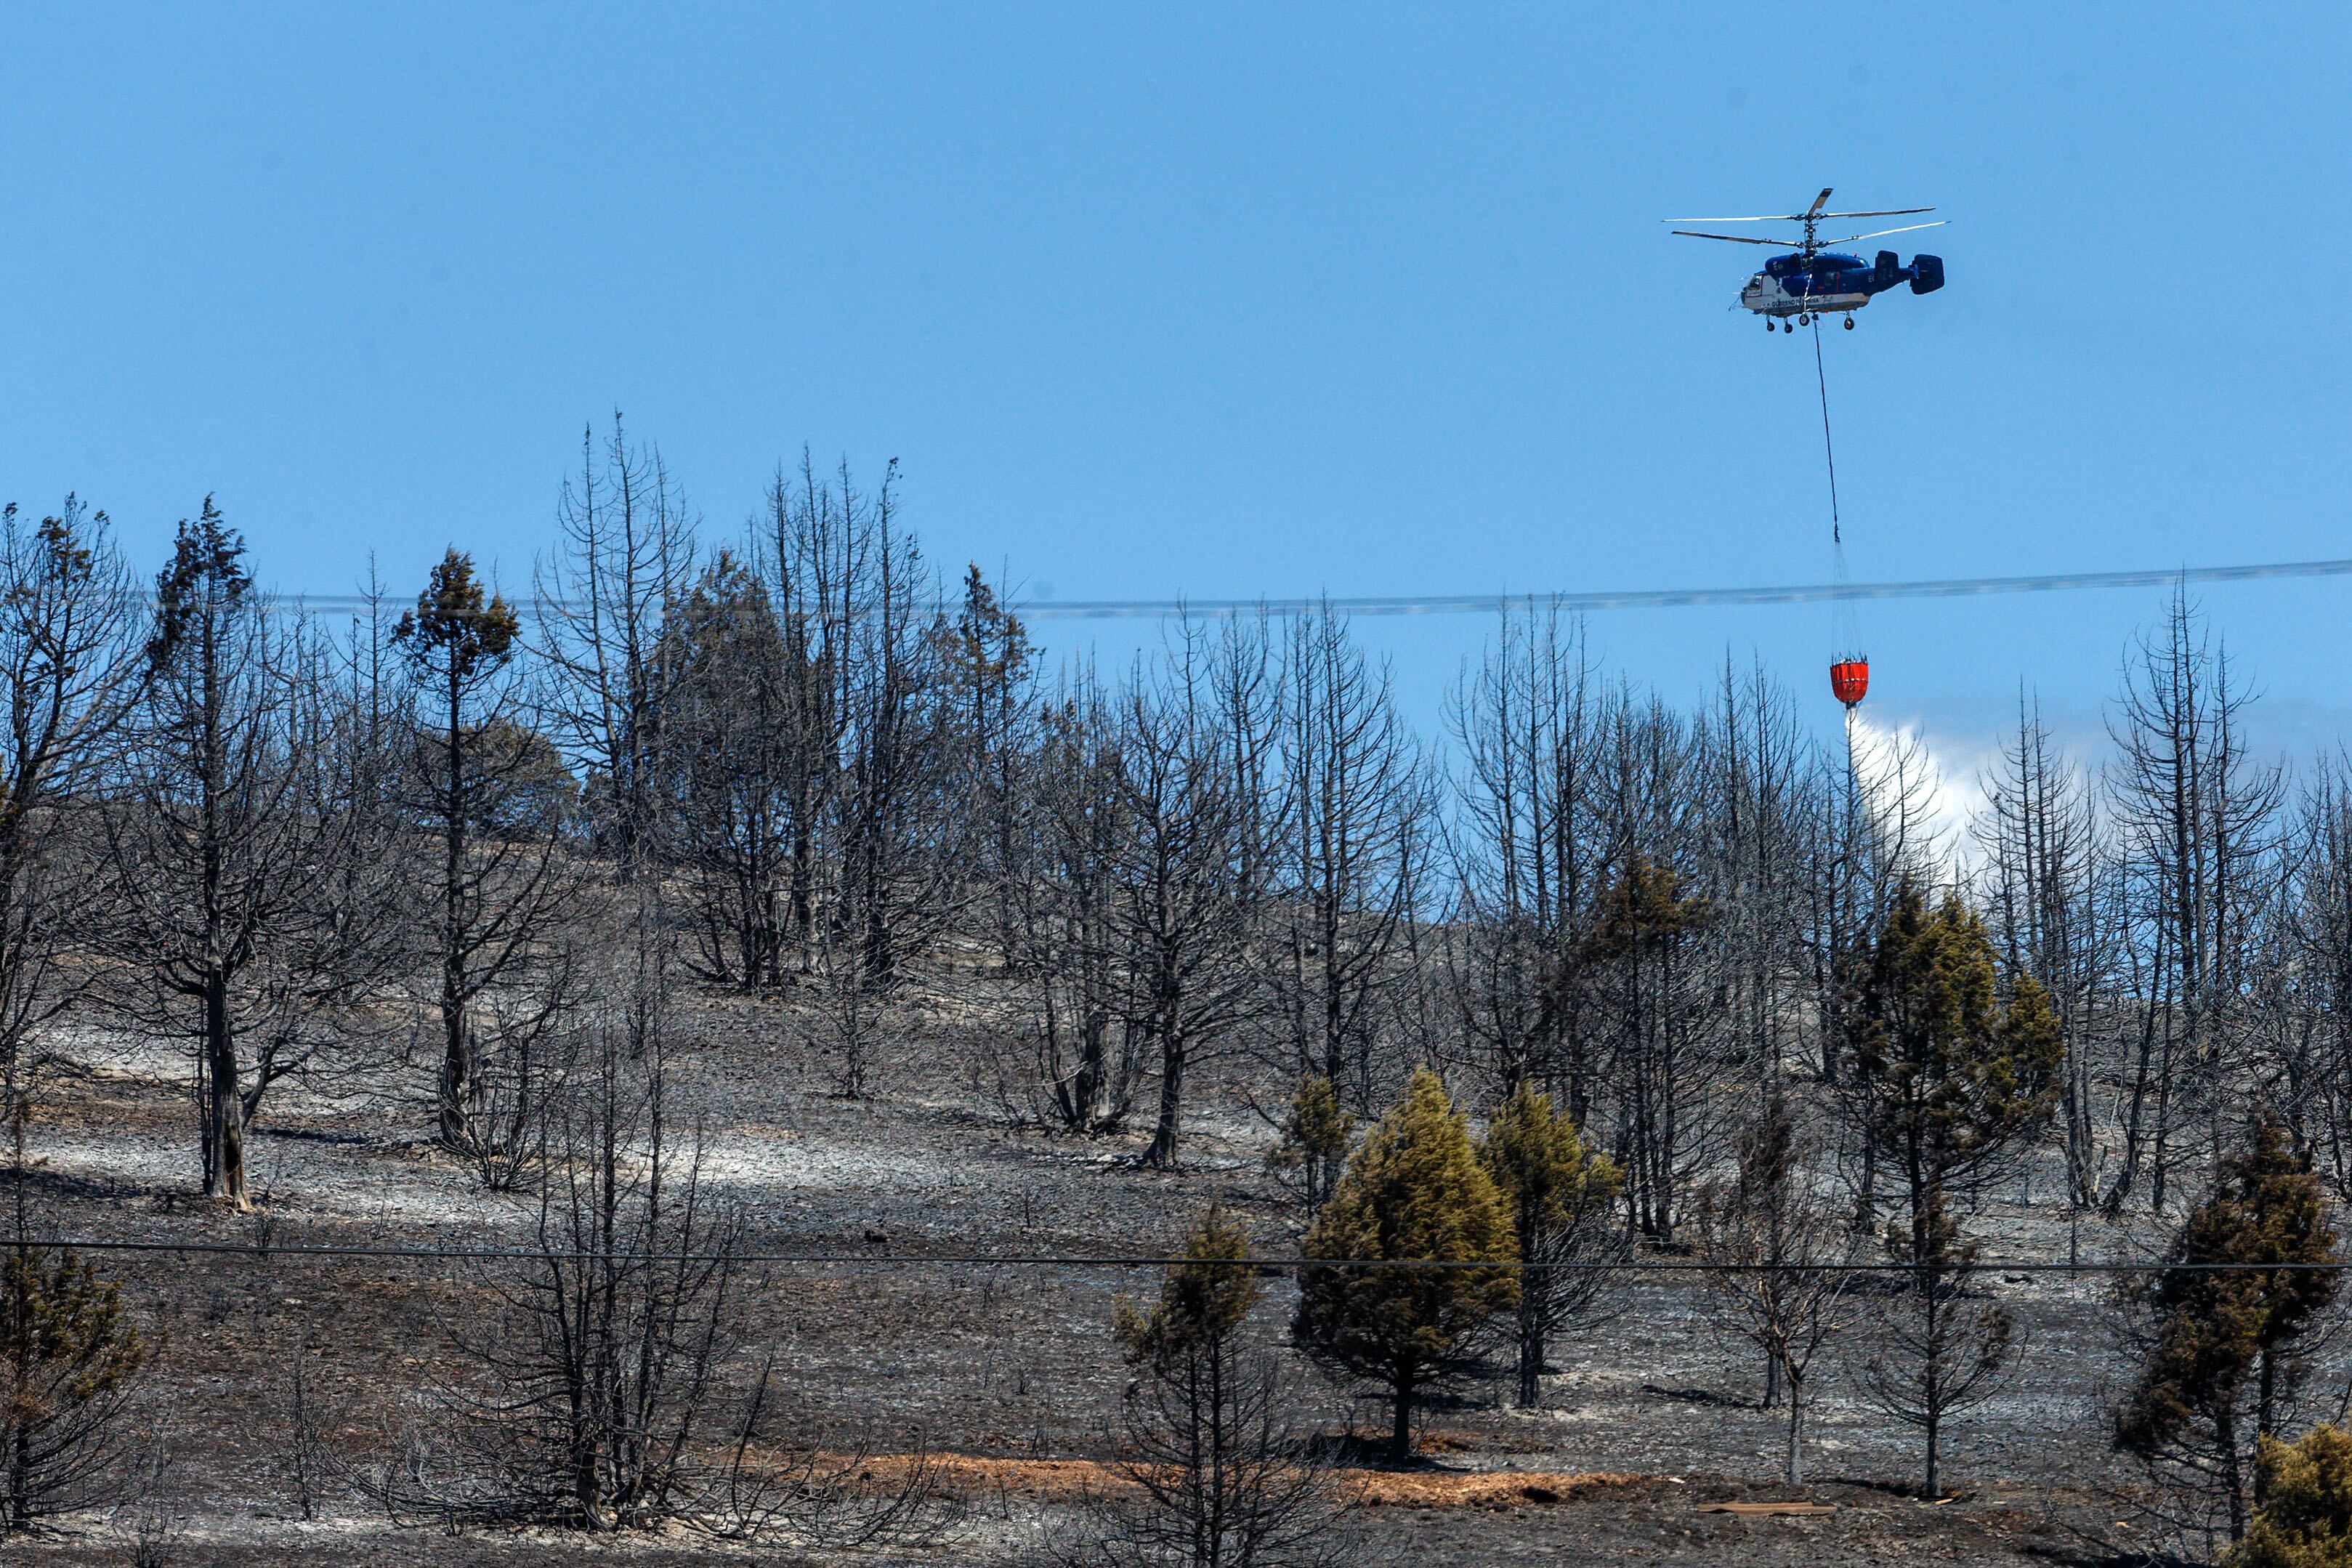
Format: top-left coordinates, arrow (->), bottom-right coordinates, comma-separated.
6,5 -> 2348,785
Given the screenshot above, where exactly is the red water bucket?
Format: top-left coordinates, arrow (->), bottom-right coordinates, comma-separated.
1830,658 -> 1870,708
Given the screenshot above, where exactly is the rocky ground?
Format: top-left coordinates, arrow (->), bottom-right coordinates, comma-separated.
0,998 -> 2251,1565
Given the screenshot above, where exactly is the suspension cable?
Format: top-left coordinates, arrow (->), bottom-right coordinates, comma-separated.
1810,314 -> 1842,547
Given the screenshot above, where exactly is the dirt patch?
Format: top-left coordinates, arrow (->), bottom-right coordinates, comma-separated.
899,1451 -> 1644,1511
902,1453 -> 1117,1502
1356,1468 -> 1646,1508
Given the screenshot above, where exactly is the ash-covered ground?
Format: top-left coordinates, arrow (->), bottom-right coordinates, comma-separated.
1,999 -> 2243,1566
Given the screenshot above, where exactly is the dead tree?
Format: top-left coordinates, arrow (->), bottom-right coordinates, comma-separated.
2106,588 -> 2284,1213
804,933 -> 894,1099
1585,698 -> 1727,1245
1790,731 -> 1870,1098
1694,1099 -> 1861,1484
663,552 -> 795,987
758,454 -> 962,990
1695,660 -> 1812,1097
660,530 -> 971,998
304,581 -> 429,1121
828,482 -> 961,993
1211,611 -> 1285,921
536,416 -> 696,878
1581,848 -> 1717,1244
748,459 -> 846,962
2278,758 -> 2352,1201
1442,605 -> 1607,1109
402,937 -> 738,1529
0,499 -> 141,1112
389,926 -> 934,1542
1113,637 -> 1256,1168
1975,691 -> 2118,1215
1264,606 -> 1428,1115
1857,1203 -> 2017,1500
1013,675 -> 1145,1132
100,505 -> 352,1205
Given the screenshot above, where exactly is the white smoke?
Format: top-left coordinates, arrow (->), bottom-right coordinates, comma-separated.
1843,710 -> 1996,873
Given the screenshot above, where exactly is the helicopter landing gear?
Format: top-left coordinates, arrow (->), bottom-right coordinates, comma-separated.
1766,319 -> 1777,331
1796,312 -> 1810,326
1843,315 -> 1854,330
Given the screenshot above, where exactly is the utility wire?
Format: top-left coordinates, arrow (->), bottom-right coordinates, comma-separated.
254,557 -> 2352,622
0,1236 -> 2336,1272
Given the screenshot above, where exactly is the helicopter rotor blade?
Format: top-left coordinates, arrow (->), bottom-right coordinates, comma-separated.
1670,230 -> 1798,246
1666,197 -> 1932,223
1814,220 -> 1947,246
1806,187 -> 1833,218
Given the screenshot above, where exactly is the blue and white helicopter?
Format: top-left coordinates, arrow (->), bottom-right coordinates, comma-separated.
1670,188 -> 1944,331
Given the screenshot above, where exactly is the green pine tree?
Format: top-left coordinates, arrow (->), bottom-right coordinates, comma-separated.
2118,1116 -> 2342,1543
1292,1068 -> 1518,1463
393,547 -> 525,1150
1480,1081 -> 1622,1409
1854,880 -> 2063,1272
0,1246 -> 149,1530
1847,882 -> 2058,1498
1088,1204 -> 1352,1568
1266,1075 -> 1354,1214
2233,1424 -> 2352,1567
1116,1201 -> 1258,1369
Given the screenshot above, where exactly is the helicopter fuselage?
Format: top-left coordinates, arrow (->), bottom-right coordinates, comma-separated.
1739,249 -> 1941,318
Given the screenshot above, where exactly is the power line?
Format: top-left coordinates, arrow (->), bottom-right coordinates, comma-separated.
1008,557 -> 2352,618
261,557 -> 2352,622
0,1236 -> 2334,1273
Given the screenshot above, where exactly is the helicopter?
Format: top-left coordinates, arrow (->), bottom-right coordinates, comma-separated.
1670,188 -> 1944,330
